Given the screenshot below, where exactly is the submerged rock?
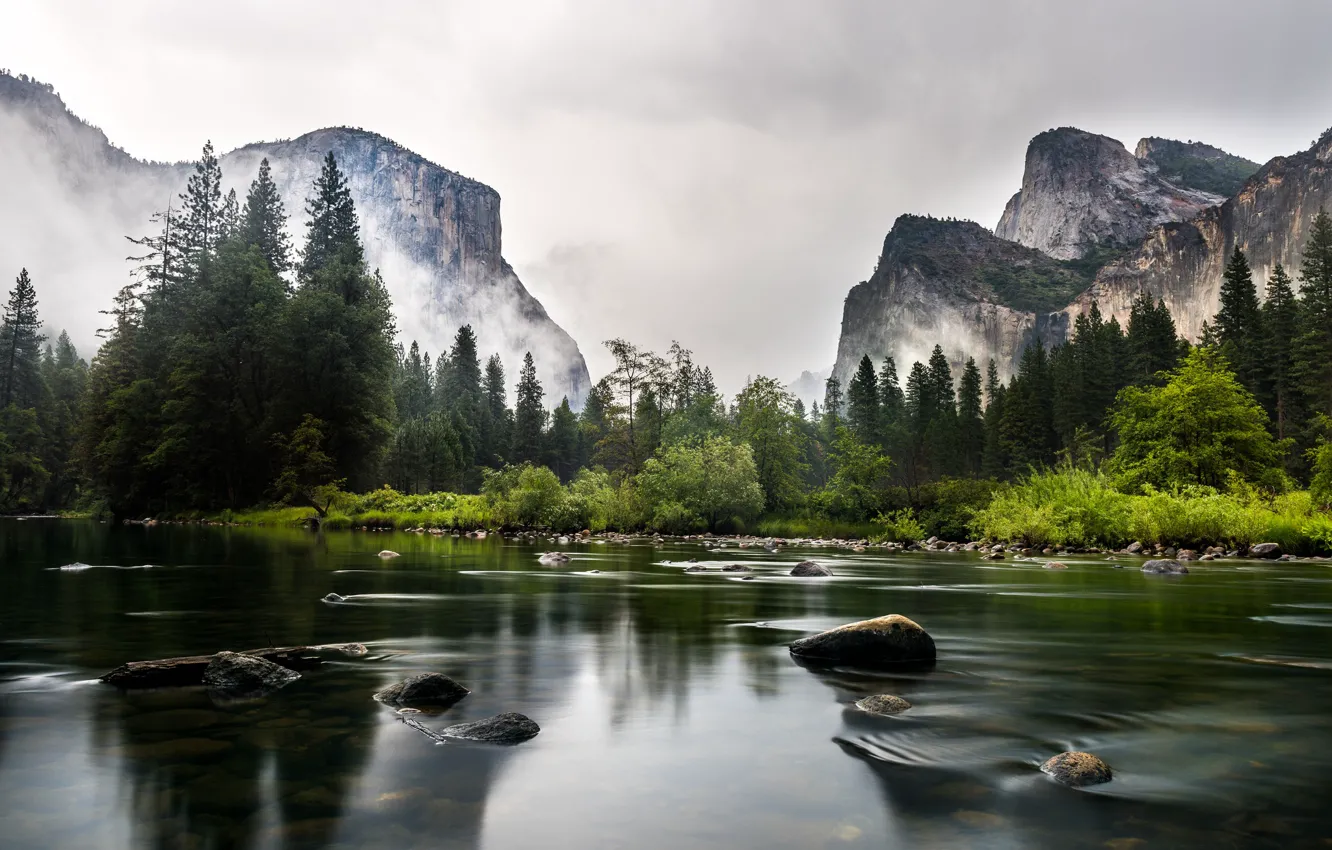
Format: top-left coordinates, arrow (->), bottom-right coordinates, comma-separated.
790,561 -> 833,577
375,673 -> 470,709
321,593 -> 345,604
854,694 -> 912,715
721,564 -> 752,572
377,550 -> 400,559
789,614 -> 935,667
538,552 -> 571,565
203,651 -> 300,698
683,564 -> 710,572
1043,562 -> 1068,570
1040,751 -> 1113,787
1142,559 -> 1188,575
441,712 -> 540,744
1249,542 -> 1282,559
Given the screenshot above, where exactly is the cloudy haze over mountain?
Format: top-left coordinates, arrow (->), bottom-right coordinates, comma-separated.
5,0 -> 1332,391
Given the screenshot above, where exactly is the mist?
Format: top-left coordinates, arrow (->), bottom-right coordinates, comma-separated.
6,1 -> 1332,393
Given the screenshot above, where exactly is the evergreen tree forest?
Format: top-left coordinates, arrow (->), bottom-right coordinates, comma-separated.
8,138 -> 1332,547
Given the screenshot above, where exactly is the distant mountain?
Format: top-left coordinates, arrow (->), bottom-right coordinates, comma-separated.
787,368 -> 831,409
0,71 -> 590,406
832,124 -> 1322,389
994,127 -> 1245,261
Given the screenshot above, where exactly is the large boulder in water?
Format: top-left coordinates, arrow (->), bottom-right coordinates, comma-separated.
375,673 -> 470,709
790,561 -> 833,577
442,712 -> 540,744
1142,559 -> 1188,575
1249,542 -> 1281,559
1040,751 -> 1112,787
788,614 -> 935,667
202,651 -> 300,698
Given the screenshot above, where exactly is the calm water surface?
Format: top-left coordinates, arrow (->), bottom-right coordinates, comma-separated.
2,518 -> 1331,849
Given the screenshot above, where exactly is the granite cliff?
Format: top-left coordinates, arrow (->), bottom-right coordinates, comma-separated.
0,72 -> 590,405
994,127 -> 1242,261
830,125 -> 1330,392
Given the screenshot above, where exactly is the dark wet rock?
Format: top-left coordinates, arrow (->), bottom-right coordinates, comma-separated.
1040,751 -> 1112,787
1177,549 -> 1198,561
375,673 -> 470,709
854,694 -> 912,715
789,614 -> 935,667
721,564 -> 751,572
1126,541 -> 1143,554
984,552 -> 1004,560
1142,559 -> 1188,575
1043,561 -> 1068,570
738,575 -> 756,581
321,593 -> 345,604
1249,542 -> 1281,559
441,712 -> 540,744
203,651 -> 300,698
790,561 -> 833,577
683,565 -> 710,572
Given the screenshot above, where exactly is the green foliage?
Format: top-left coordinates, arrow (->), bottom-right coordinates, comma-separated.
1309,422 -> 1332,509
733,376 -> 806,511
871,508 -> 924,543
1140,143 -> 1259,196
634,436 -> 764,532
1108,347 -> 1289,492
813,427 -> 894,520
271,414 -> 345,517
483,463 -> 568,528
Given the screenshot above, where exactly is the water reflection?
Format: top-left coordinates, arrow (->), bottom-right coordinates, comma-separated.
1,520 -> 1331,848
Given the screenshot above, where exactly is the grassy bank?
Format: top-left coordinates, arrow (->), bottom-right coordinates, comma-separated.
971,467 -> 1332,554
202,490 -> 496,531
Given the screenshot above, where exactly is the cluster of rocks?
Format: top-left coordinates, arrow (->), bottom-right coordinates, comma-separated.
789,613 -> 1113,787
374,672 -> 540,744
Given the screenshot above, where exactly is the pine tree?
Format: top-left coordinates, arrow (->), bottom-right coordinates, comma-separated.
957,356 -> 984,475
1261,264 -> 1302,442
241,158 -> 292,274
394,341 -> 433,420
925,345 -> 959,476
980,358 -> 1007,478
299,152 -> 362,280
0,268 -> 46,409
546,397 -> 580,482
178,141 -> 224,277
1293,208 -> 1332,426
512,352 -> 546,463
1214,245 -> 1264,397
481,354 -> 510,465
821,375 -> 844,442
220,188 -> 240,241
846,354 -> 880,444
1000,342 -> 1056,471
1126,294 -> 1182,385
903,360 -> 932,487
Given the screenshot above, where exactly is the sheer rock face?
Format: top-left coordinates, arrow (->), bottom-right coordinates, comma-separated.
831,216 -> 1071,386
995,128 -> 1225,261
1069,129 -> 1332,343
0,72 -> 589,406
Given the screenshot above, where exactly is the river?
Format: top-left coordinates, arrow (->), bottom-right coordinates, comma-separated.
1,518 -> 1330,848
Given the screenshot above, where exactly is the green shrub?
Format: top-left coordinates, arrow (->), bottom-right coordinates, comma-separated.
872,509 -> 925,543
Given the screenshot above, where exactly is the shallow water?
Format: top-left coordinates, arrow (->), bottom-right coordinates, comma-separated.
2,519 -> 1331,849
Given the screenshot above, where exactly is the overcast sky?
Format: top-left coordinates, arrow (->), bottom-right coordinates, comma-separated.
5,0 -> 1332,391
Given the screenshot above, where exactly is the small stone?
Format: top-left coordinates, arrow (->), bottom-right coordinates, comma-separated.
321,593 -> 345,603
854,694 -> 912,715
377,550 -> 400,558
375,673 -> 470,709
1126,541 -> 1143,554
790,561 -> 833,577
1043,561 -> 1068,570
441,712 -> 540,744
1040,751 -> 1112,787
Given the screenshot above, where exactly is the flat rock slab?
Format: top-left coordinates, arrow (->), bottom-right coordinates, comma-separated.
854,694 -> 912,715
789,614 -> 935,667
375,673 -> 470,709
1040,751 -> 1112,787
203,651 -> 300,698
442,712 -> 540,744
99,644 -> 365,689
